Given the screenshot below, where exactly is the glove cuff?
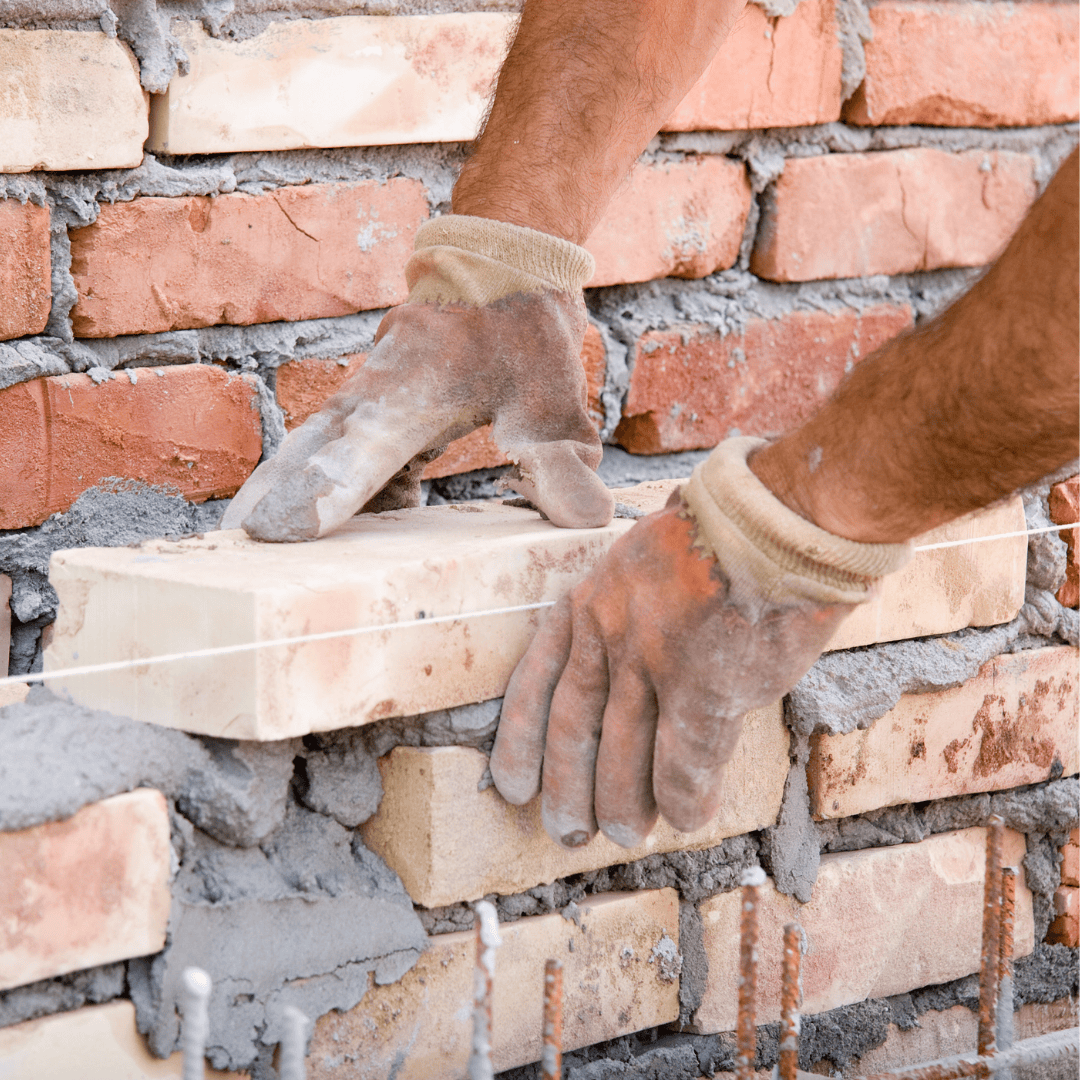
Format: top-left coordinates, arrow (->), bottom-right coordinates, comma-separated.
682,437 -> 912,608
415,215 -> 595,295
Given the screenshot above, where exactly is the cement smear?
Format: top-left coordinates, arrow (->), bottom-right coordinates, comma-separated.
0,962 -> 125,1030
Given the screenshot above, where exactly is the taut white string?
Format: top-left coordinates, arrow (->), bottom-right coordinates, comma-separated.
913,522 -> 1077,553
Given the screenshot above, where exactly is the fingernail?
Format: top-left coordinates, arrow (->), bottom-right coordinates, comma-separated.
560,830 -> 590,848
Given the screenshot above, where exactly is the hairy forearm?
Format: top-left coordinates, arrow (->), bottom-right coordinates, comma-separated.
452,0 -> 745,243
752,148 -> 1080,543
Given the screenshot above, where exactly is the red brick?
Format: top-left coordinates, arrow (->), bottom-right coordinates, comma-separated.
69,180 -> 428,338
585,157 -> 751,287
0,365 -> 262,529
845,1 -> 1080,128
1049,476 -> 1079,609
751,149 -> 1037,283
0,200 -> 51,342
275,324 -> 607,479
1061,842 -> 1079,888
664,0 -> 843,131
1047,886 -> 1078,946
614,303 -> 912,454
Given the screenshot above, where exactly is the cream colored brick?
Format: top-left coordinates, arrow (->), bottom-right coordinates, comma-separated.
0,30 -> 148,172
0,1000 -> 244,1079
46,485 -> 1029,740
809,646 -> 1079,820
148,15 -> 514,155
0,790 -> 171,991
361,701 -> 788,907
691,827 -> 1034,1034
307,890 -> 680,1079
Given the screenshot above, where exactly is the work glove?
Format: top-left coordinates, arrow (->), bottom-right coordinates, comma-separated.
221,216 -> 614,540
490,437 -> 911,849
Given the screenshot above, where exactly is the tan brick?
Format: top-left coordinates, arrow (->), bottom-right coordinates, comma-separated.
0,30 -> 147,172
664,0 -> 842,131
0,790 -> 171,991
308,890 -> 680,1079
1047,886 -> 1078,947
0,365 -> 263,530
0,1001 -> 244,1079
0,200 -> 51,340
691,827 -> 1034,1033
1049,476 -> 1079,609
808,646 -> 1079,820
846,2 -> 1080,128
1014,998 -> 1080,1040
751,149 -> 1037,282
1061,842 -> 1079,888
148,15 -> 513,155
69,181 -> 428,338
585,157 -> 751,288
361,701 -> 788,907
614,304 -> 913,453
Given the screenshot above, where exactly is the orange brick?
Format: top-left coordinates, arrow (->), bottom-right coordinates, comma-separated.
1061,843 -> 1079,888
751,149 -> 1036,283
1049,476 -> 1079,609
846,1 -> 1080,127
664,0 -> 843,131
69,181 -> 428,338
0,365 -> 262,529
614,303 -> 912,454
585,156 -> 751,287
1047,886 -> 1079,946
275,324 -> 607,480
0,200 -> 51,342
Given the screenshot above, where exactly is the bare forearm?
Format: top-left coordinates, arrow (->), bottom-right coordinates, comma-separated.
752,148 -> 1080,543
452,0 -> 745,243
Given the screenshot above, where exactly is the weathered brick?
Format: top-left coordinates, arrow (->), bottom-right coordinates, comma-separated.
808,646 -> 1079,820
308,890 -> 680,1079
1061,840 -> 1079,888
69,181 -> 428,337
0,1000 -> 243,1079
751,149 -> 1037,282
664,0 -> 843,131
1049,476 -> 1079,609
691,827 -> 1034,1033
360,701 -> 788,907
1047,886 -> 1078,947
148,15 -> 513,155
846,1 -> 1080,128
0,200 -> 51,341
0,365 -> 263,530
0,790 -> 171,991
585,157 -> 751,287
614,304 -> 912,453
0,30 -> 147,172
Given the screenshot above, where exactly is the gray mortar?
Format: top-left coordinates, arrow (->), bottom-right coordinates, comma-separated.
760,730 -> 819,902
1023,461 -> 1079,594
0,962 -> 125,1030
678,901 -> 708,1025
835,0 -> 872,101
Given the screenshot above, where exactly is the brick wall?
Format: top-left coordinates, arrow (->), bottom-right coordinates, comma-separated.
0,0 -> 1077,1076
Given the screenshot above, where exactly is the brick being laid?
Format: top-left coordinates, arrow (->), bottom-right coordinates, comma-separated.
44,485 -> 1026,740
0,199 -> 51,341
689,826 -> 1035,1033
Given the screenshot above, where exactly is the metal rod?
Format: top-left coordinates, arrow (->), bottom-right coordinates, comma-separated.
779,922 -> 803,1080
279,1005 -> 309,1080
737,866 -> 766,1080
977,817 -> 1004,1057
541,959 -> 564,1080
181,967 -> 212,1080
468,900 -> 502,1080
995,867 -> 1017,1077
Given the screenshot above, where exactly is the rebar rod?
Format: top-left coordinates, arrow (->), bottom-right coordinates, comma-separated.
779,922 -> 803,1080
737,866 -> 766,1080
541,959 -> 564,1080
468,900 -> 502,1080
995,866 -> 1017,1080
181,967 -> 212,1080
279,1005 -> 309,1080
977,817 -> 1005,1057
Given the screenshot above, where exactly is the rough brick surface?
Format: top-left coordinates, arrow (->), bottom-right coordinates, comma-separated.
0,30 -> 147,172
0,200 -> 51,341
0,790 -> 171,991
1047,886 -> 1078,946
70,181 -> 428,337
1049,476 -> 1079,609
0,365 -> 263,530
846,1 -> 1080,128
614,304 -> 912,453
148,15 -> 513,154
1062,831 -> 1079,888
752,149 -> 1037,282
361,702 -> 787,907
308,890 -> 680,1079
691,827 -> 1034,1033
664,0 -> 843,130
808,646 -> 1079,819
585,157 -> 751,287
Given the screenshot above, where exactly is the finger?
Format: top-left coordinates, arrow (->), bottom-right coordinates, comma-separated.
490,597 -> 574,806
359,448 -> 444,514
501,440 -> 615,530
539,612 -> 610,848
593,665 -> 659,849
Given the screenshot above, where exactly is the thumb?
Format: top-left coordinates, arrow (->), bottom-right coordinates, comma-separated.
503,440 -> 615,529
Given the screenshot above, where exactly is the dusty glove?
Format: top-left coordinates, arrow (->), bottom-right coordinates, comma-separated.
221,216 -> 614,540
490,436 -> 911,849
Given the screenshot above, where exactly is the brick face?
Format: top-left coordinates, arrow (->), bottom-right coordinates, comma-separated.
751,149 -> 1037,282
0,200 -> 51,341
1047,886 -> 1078,947
69,180 -> 429,338
0,365 -> 263,529
1049,476 -> 1079,608
614,304 -> 912,454
846,1 -> 1080,128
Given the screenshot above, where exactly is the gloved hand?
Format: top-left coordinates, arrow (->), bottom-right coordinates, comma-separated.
221,216 -> 614,540
490,437 -> 911,849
